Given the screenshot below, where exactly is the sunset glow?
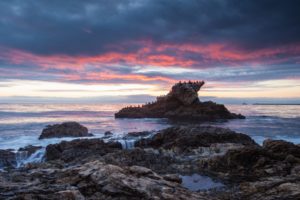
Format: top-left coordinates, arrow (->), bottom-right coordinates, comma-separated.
0,0 -> 299,103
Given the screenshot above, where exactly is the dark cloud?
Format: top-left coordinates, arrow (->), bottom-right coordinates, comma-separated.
0,0 -> 300,56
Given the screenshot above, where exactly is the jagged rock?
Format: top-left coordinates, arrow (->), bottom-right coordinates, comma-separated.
168,81 -> 204,105
103,148 -> 179,174
236,176 -> 300,200
115,81 -> 245,121
200,140 -> 300,181
135,126 -> 257,151
0,149 -> 16,169
263,139 -> 300,157
45,138 -> 122,162
2,125 -> 299,200
39,122 -> 93,139
0,161 -> 208,200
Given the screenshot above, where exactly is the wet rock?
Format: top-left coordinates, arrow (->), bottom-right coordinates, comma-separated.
0,161 -> 207,200
39,122 -> 92,139
18,145 -> 42,157
56,190 -> 85,200
45,138 -> 122,162
104,131 -> 113,136
115,81 -> 245,121
135,126 -> 257,151
72,161 -> 205,200
200,140 -> 300,181
103,148 -> 179,174
163,174 -> 182,183
127,131 -> 152,137
263,139 -> 300,157
0,149 -> 16,169
236,176 -> 300,200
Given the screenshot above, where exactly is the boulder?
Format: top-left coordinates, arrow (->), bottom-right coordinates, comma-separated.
115,81 -> 245,121
104,131 -> 113,136
45,138 -> 122,162
0,149 -> 16,168
39,122 -> 92,139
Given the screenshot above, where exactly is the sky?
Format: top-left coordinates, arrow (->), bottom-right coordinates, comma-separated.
0,0 -> 300,104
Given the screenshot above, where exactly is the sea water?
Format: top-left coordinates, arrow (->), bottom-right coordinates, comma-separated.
0,103 -> 299,166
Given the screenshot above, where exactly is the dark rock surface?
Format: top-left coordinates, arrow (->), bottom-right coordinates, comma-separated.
39,122 -> 92,139
0,149 -> 16,169
115,81 -> 245,121
104,131 -> 113,136
18,145 -> 42,157
103,148 -> 179,174
0,161 -> 210,200
127,131 -> 152,137
200,140 -> 300,181
1,125 -> 299,200
135,126 -> 257,151
45,138 -> 122,162
0,146 -> 43,169
196,139 -> 300,199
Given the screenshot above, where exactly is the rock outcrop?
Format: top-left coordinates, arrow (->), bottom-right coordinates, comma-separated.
45,138 -> 122,162
200,140 -> 300,181
1,125 -> 299,200
0,161 -> 208,200
18,145 -> 42,157
115,81 -> 244,121
135,126 -> 257,151
0,146 -> 43,169
0,149 -> 16,169
39,122 -> 93,139
196,139 -> 300,199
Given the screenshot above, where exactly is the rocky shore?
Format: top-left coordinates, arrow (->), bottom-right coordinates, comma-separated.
1,124 -> 299,199
115,81 -> 245,121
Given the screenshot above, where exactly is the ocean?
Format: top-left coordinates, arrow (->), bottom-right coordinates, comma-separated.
0,103 -> 299,151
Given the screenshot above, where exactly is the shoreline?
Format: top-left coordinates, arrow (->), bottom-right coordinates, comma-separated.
1,124 -> 300,199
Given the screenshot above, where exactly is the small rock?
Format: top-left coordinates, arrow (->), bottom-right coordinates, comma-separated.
163,174 -> 182,183
104,131 -> 113,136
39,122 -> 92,139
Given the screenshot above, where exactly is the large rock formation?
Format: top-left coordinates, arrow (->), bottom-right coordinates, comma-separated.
115,81 -> 244,120
39,122 -> 93,139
